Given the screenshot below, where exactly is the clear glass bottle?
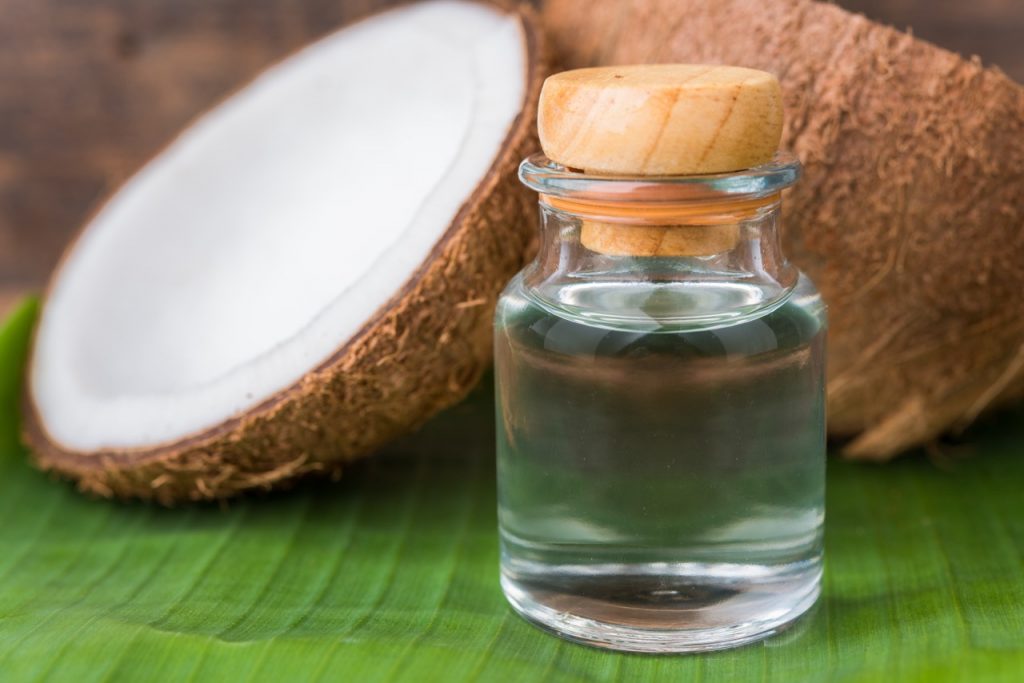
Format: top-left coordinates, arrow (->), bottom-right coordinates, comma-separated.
494,152 -> 826,653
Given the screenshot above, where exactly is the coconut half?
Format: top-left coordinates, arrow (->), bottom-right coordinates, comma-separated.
24,0 -> 544,502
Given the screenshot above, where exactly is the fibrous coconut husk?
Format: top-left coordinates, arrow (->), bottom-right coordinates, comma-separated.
543,0 -> 1024,459
24,1 -> 547,503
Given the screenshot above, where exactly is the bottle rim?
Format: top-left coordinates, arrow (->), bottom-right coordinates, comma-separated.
518,152 -> 801,203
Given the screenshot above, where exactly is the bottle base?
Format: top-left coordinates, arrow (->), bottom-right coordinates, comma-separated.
500,560 -> 821,654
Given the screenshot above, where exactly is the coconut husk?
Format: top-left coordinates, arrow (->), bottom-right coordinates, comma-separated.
24,3 -> 548,502
543,0 -> 1024,459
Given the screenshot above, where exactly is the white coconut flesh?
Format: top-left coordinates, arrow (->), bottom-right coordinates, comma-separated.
30,0 -> 527,451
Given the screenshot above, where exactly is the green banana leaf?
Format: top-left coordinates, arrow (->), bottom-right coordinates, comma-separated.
0,298 -> 1022,682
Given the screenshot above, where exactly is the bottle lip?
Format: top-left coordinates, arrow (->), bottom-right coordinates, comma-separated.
518,151 -> 801,202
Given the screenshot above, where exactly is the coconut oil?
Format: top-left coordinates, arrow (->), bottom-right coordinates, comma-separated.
495,151 -> 826,652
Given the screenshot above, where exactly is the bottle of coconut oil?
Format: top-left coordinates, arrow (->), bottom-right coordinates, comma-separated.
494,65 -> 826,653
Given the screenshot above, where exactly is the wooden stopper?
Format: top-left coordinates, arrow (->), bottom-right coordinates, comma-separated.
538,64 -> 783,256
539,64 -> 783,175
579,222 -> 740,257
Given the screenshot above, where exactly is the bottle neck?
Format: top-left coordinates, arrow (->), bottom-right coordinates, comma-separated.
522,197 -> 797,331
517,153 -> 801,330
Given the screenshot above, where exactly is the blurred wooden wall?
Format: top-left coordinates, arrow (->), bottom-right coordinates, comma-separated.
1,0 -> 1023,315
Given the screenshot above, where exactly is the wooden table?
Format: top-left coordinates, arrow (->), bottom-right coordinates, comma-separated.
1,0 -> 1022,316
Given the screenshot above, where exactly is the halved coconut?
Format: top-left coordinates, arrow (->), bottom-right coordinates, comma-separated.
24,0 -> 544,502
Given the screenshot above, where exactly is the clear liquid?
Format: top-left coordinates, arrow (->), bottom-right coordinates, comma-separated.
494,272 -> 826,652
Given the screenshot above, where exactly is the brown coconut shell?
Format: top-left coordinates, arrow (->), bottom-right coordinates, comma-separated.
543,0 -> 1024,459
23,4 -> 548,503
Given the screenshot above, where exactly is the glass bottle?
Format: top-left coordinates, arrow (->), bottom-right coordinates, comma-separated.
494,152 -> 826,653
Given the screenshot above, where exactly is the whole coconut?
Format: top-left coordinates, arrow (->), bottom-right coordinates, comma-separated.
543,0 -> 1024,459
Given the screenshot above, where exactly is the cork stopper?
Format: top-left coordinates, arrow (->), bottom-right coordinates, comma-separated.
538,65 -> 783,256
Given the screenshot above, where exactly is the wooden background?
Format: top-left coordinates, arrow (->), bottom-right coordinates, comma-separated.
1,0 -> 1023,316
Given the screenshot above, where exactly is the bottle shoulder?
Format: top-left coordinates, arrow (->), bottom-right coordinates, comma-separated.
787,271 -> 827,327
498,265 -> 825,334
496,271 -> 824,360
